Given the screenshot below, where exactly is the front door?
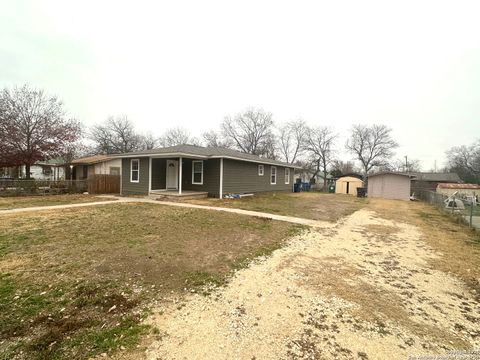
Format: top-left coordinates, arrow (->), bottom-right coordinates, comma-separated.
166,160 -> 178,189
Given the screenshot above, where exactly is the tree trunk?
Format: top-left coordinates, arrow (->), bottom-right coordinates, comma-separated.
25,164 -> 31,179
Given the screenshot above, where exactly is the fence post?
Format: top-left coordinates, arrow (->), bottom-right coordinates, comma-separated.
470,200 -> 474,228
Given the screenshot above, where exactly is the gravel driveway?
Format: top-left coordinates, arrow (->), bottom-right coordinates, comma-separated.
145,209 -> 479,360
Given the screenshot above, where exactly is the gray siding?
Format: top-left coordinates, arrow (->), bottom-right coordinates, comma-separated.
151,158 -> 166,190
368,174 -> 411,201
121,157 -> 150,195
222,159 -> 293,194
182,158 -> 221,197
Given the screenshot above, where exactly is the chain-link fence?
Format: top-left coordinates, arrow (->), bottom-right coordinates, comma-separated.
417,190 -> 480,230
0,179 -> 88,197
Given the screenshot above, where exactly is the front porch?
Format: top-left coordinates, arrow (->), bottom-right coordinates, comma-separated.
147,156 -> 221,198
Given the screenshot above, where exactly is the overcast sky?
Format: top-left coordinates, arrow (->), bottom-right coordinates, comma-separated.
1,0 -> 479,169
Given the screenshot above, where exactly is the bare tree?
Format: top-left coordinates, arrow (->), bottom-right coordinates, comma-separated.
202,130 -> 233,148
304,127 -> 337,190
0,85 -> 82,178
385,157 -> 422,173
90,115 -> 143,154
141,132 -> 159,150
330,160 -> 358,177
221,108 -> 276,157
446,140 -> 480,183
159,127 -> 199,147
277,120 -> 307,164
345,124 -> 398,179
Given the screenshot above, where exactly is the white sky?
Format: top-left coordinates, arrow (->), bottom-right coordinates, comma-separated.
1,0 -> 479,169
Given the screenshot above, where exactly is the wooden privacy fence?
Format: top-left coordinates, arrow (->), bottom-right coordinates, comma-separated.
87,175 -> 120,194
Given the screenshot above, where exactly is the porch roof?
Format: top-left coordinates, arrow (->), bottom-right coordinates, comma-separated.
112,144 -> 300,168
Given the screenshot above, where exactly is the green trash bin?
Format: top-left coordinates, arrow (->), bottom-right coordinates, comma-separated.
328,185 -> 335,193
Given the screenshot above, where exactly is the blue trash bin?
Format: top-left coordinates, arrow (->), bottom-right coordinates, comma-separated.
293,183 -> 301,193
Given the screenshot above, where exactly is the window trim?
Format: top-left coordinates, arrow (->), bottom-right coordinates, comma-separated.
130,159 -> 140,183
270,166 -> 277,185
285,168 -> 290,184
258,164 -> 264,176
192,160 -> 204,185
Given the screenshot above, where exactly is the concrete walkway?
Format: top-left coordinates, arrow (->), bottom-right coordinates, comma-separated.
0,196 -> 330,227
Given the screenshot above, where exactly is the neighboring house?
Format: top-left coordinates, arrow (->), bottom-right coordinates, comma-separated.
410,172 -> 461,193
112,144 -> 297,198
0,160 -> 65,180
367,172 -> 413,201
294,171 -> 336,190
335,176 -> 363,195
436,183 -> 480,197
71,155 -> 122,180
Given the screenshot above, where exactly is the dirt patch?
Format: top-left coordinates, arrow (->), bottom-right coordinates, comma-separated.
145,207 -> 479,360
185,192 -> 365,222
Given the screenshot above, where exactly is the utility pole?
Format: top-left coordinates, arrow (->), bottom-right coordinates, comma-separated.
405,155 -> 408,172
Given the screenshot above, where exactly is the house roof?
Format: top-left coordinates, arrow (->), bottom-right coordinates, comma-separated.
112,144 -> 299,168
72,155 -> 113,165
437,183 -> 480,189
367,171 -> 413,178
410,172 -> 461,183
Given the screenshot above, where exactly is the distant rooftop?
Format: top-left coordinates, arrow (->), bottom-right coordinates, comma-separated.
410,172 -> 461,183
437,183 -> 480,189
72,155 -> 112,165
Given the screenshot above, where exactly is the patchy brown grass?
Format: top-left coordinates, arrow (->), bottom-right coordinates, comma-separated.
0,194 -> 110,210
186,192 -> 366,221
0,202 -> 303,359
295,256 -> 469,348
366,198 -> 480,295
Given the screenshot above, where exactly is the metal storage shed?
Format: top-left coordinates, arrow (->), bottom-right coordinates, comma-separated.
367,172 -> 412,201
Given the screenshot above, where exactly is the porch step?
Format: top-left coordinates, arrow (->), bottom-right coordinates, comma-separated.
148,191 -> 208,201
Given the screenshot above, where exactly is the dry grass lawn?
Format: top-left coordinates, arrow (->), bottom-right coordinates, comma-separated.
186,192 -> 365,221
0,202 -> 305,359
0,194 -> 111,210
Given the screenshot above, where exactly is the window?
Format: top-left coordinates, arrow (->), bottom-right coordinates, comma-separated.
130,159 -> 139,182
258,164 -> 264,176
270,166 -> 277,185
110,167 -> 120,176
285,168 -> 290,184
192,160 -> 203,185
42,166 -> 52,176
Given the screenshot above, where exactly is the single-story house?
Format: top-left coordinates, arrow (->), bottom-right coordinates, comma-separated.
436,183 -> 480,197
0,160 -> 65,180
294,171 -> 336,190
71,155 -> 122,180
335,176 -> 363,195
112,144 -> 298,198
410,172 -> 461,193
367,172 -> 413,201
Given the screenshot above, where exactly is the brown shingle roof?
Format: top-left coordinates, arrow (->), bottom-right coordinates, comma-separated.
72,155 -> 112,165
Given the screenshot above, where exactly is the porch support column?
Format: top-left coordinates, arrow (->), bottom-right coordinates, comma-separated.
179,157 -> 182,195
148,157 -> 152,193
219,158 -> 223,199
